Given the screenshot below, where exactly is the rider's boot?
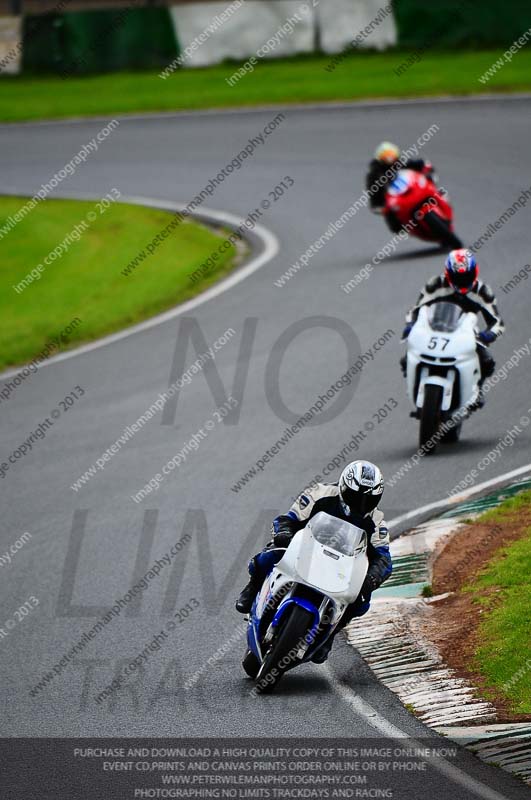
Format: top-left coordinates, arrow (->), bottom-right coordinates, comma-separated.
311,635 -> 335,664
312,596 -> 371,663
469,380 -> 486,411
236,573 -> 262,614
473,346 -> 494,409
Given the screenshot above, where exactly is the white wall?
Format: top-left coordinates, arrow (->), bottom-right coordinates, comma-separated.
170,0 -> 316,68
318,0 -> 397,54
0,16 -> 22,76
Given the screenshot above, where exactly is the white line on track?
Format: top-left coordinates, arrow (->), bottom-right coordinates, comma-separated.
3,92 -> 531,129
326,668 -> 509,800
388,461 -> 531,531
0,194 -> 279,380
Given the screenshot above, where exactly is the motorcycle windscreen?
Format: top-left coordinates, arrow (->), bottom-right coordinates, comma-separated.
387,169 -> 414,196
428,301 -> 464,332
308,512 -> 365,556
279,513 -> 368,599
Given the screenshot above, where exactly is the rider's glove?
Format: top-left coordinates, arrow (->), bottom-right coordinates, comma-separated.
273,532 -> 292,548
402,323 -> 413,341
478,330 -> 496,346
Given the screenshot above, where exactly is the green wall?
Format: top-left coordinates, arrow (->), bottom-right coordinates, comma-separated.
394,0 -> 531,49
23,6 -> 178,75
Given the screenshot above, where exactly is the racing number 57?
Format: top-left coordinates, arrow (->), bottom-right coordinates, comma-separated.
428,336 -> 450,350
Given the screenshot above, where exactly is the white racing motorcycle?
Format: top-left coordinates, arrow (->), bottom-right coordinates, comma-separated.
406,301 -> 481,452
242,511 -> 368,694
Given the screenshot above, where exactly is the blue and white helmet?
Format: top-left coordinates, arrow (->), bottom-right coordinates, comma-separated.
339,460 -> 384,517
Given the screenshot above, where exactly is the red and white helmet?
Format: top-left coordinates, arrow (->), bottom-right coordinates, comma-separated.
445,249 -> 479,295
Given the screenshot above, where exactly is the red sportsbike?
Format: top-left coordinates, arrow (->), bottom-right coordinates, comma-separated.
383,168 -> 462,249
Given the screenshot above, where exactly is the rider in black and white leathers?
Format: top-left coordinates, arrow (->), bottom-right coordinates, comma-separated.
269,483 -> 392,590
402,272 -> 505,394
236,461 -> 392,662
405,275 -> 504,338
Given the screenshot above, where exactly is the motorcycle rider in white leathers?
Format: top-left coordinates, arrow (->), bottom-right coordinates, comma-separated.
236,460 -> 393,663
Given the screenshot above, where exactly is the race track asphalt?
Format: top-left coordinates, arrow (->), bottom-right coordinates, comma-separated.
1,96 -> 530,798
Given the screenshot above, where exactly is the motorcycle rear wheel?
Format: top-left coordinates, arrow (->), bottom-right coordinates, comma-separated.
423,210 -> 463,249
254,606 -> 315,695
419,384 -> 443,453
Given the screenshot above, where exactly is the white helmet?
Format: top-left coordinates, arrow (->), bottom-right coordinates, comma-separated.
374,141 -> 400,165
339,460 -> 384,516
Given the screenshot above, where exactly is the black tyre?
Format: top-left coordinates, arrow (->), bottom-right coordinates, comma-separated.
242,649 -> 260,679
254,606 -> 314,695
419,384 -> 443,453
423,210 -> 462,249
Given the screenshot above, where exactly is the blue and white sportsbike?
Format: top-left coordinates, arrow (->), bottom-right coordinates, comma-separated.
242,512 -> 368,693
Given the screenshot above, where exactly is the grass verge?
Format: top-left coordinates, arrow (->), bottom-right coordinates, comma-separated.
0,195 -> 240,370
2,49 -> 531,122
464,490 -> 531,716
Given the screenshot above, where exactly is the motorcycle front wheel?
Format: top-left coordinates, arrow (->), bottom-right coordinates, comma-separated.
419,384 -> 443,453
253,606 -> 315,695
